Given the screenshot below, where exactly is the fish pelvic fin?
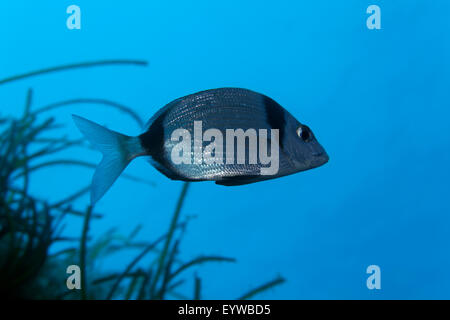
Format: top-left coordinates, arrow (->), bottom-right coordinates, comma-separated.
72,114 -> 144,205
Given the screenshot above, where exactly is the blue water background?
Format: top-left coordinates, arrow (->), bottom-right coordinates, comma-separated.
1,1 -> 449,299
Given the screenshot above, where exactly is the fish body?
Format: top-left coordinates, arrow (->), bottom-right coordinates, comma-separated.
73,88 -> 328,203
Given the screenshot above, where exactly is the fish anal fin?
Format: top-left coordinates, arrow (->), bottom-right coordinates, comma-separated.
215,175 -> 261,186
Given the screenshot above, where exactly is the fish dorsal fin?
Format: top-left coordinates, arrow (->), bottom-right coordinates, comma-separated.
143,108 -> 165,131
142,98 -> 182,130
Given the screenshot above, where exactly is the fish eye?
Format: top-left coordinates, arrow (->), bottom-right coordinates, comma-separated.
296,126 -> 311,142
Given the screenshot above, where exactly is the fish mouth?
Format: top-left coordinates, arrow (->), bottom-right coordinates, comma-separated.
311,151 -> 329,166
312,151 -> 324,157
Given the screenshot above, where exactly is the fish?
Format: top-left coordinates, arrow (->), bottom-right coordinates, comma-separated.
72,87 -> 329,204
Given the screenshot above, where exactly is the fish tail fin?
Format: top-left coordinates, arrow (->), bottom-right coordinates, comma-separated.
72,114 -> 144,204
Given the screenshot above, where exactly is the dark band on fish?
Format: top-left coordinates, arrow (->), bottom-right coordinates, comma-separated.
263,95 -> 286,149
138,108 -> 182,179
139,110 -> 165,156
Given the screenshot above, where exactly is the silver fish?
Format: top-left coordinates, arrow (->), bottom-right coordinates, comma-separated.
73,87 -> 329,204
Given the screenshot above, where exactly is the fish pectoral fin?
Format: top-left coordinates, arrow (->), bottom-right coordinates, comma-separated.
215,175 -> 261,186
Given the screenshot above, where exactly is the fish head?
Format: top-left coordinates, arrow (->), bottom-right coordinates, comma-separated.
282,116 -> 329,171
